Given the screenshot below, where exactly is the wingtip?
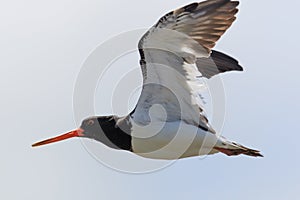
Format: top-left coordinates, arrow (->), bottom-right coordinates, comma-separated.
237,64 -> 243,71
253,151 -> 264,157
247,149 -> 264,157
231,1 -> 240,7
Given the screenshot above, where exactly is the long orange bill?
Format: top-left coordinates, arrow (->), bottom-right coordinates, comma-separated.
32,128 -> 84,147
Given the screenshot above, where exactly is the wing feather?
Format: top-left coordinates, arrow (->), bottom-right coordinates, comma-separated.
154,0 -> 239,52
132,0 -> 241,132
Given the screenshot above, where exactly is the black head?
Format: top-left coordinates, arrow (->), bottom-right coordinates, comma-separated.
32,115 -> 132,151
79,117 -> 102,139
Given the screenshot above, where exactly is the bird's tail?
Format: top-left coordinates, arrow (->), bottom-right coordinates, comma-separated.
214,140 -> 263,157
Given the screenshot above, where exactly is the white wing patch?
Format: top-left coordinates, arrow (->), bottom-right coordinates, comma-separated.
132,29 -> 212,130
141,28 -> 210,60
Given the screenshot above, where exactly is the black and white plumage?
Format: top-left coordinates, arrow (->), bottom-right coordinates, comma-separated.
32,0 -> 262,159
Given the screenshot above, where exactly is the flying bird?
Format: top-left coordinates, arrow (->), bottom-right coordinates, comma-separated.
32,0 -> 263,159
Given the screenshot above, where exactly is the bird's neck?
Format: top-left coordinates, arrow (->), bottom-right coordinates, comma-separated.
95,115 -> 132,151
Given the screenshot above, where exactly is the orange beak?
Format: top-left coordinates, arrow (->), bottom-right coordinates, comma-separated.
32,128 -> 84,147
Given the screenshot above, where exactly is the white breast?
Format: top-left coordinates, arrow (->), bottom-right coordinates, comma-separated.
130,118 -> 219,160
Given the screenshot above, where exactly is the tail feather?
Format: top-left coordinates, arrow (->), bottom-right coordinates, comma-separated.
214,142 -> 263,157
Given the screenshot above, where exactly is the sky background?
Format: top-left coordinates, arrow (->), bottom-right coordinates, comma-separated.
1,0 -> 300,199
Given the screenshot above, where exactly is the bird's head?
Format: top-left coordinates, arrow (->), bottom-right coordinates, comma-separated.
78,117 -> 102,139
31,117 -> 107,147
32,115 -> 131,150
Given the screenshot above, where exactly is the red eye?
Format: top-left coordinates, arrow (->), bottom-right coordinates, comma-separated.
87,119 -> 94,126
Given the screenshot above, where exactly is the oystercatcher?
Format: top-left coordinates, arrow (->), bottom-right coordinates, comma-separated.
32,0 -> 263,159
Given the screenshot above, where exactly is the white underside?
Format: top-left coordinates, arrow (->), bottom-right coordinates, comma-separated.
130,118 -> 223,160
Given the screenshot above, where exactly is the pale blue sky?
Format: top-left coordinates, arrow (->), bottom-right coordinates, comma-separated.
1,0 -> 300,199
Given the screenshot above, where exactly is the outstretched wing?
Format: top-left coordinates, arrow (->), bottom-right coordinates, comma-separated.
131,0 -> 241,132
